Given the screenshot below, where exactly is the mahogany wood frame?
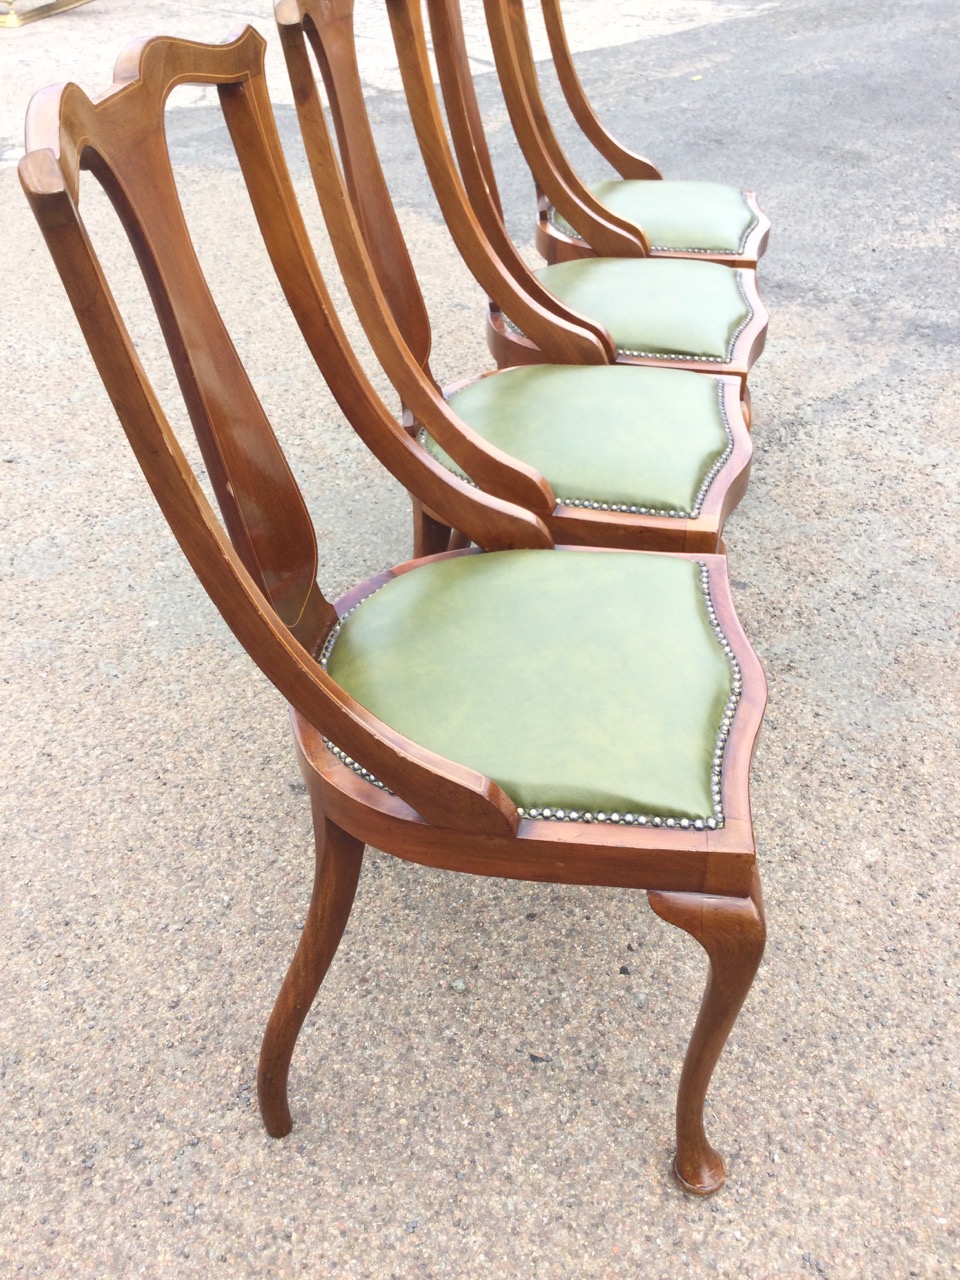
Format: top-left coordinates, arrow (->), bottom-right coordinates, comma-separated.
20,28 -> 767,1195
277,0 -> 752,556
382,0 -> 767,400
494,0 -> 771,269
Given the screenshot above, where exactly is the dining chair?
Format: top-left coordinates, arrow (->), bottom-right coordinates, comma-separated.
482,0 -> 771,269
277,0 -> 753,560
394,0 -> 768,397
21,26 -> 767,1196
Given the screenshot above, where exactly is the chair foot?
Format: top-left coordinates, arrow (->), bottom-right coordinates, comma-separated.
741,386 -> 752,431
672,1150 -> 727,1197
257,801 -> 364,1137
648,870 -> 765,1195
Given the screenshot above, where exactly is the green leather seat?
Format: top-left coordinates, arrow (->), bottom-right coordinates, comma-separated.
323,549 -> 739,826
551,180 -> 757,257
422,364 -> 732,518
531,257 -> 752,362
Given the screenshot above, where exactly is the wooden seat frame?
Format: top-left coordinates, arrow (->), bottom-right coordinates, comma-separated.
21,27 -> 767,1196
382,0 -> 768,402
276,0 -> 752,558
486,0 -> 771,269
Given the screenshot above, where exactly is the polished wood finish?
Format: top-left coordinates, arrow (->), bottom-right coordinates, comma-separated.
458,0 -> 654,259
389,0 -> 767,394
497,0 -> 771,268
21,30 -> 543,832
649,870 -> 766,1194
539,0 -> 661,182
259,755 -> 365,1138
21,29 -> 767,1193
280,0 -> 753,552
484,283 -> 769,401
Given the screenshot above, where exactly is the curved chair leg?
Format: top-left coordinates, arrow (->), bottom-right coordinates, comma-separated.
412,497 -> 454,557
647,870 -> 765,1195
741,386 -> 752,431
257,803 -> 364,1137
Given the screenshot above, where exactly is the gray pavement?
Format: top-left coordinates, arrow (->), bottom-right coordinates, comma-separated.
1,0 -> 959,1275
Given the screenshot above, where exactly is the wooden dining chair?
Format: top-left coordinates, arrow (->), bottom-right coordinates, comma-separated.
277,0 -> 753,559
482,0 -> 771,270
21,26 -> 768,1196
391,0 -> 768,398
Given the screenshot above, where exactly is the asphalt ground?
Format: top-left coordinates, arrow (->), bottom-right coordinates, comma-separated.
1,0 -> 958,1275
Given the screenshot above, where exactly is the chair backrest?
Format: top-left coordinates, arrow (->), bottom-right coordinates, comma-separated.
19,27 -> 534,836
475,0 -> 649,253
285,0 -> 614,366
280,0 -> 435,374
277,0 -> 558,514
428,0 -> 648,256
538,0 -> 662,181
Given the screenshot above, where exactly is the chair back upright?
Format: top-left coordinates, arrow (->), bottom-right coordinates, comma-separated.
427,0 -> 648,256
537,0 -> 662,180
282,0 -> 435,375
279,0 -> 561,515
374,0 -> 615,363
19,27 -> 531,836
25,34 -> 326,641
281,0 -> 614,372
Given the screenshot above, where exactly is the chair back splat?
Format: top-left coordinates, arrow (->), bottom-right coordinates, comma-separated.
276,0 -> 559,516
31,40 -> 325,641
490,0 -> 770,270
20,27 -> 542,835
384,0 -> 616,358
384,0 -> 768,384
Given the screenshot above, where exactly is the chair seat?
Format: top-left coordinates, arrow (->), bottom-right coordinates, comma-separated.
420,365 -> 731,517
323,549 -> 739,825
550,180 -> 758,256
532,257 -> 752,362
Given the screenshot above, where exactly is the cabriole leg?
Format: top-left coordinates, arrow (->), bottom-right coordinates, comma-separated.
257,804 -> 364,1137
647,870 -> 765,1195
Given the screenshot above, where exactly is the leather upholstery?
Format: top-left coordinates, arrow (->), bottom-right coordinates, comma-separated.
534,258 -> 751,361
552,180 -> 757,254
324,549 -> 733,819
426,364 -> 729,512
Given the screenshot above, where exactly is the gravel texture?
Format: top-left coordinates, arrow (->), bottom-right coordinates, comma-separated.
1,0 -> 958,1276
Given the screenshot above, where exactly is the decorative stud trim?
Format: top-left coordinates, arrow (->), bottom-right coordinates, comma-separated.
318,562 -> 740,829
502,269 -> 753,365
417,381 -> 732,520
513,562 -> 739,829
319,585 -> 396,794
546,200 -> 759,256
556,381 -> 733,518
